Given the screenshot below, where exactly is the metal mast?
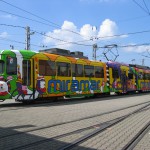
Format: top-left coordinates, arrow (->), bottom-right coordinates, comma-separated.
25,26 -> 30,50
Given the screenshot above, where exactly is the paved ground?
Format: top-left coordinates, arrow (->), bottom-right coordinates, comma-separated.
0,94 -> 150,150
133,129 -> 150,150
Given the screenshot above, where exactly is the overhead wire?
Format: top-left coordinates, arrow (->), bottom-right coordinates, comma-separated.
96,29 -> 150,41
0,9 -> 58,28
0,23 -> 93,47
0,37 -> 45,48
1,0 -> 150,64
2,23 -> 150,48
133,0 -> 150,15
0,0 -> 60,27
141,55 -> 150,58
33,30 -> 92,47
0,0 -> 83,37
1,0 -> 150,38
33,27 -> 150,47
98,42 -> 150,49
0,37 -> 26,45
1,3 -> 150,48
0,42 -> 24,49
0,23 -> 25,29
1,0 -> 150,49
0,13 -> 93,46
0,23 -> 48,48
143,0 -> 150,14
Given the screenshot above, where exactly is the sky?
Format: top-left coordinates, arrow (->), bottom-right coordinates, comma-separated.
1,0 -> 150,66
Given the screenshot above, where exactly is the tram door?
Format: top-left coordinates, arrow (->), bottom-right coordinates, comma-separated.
121,71 -> 127,93
22,60 -> 33,99
22,60 -> 31,86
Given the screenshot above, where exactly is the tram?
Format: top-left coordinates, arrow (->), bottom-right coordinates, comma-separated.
0,48 -> 150,102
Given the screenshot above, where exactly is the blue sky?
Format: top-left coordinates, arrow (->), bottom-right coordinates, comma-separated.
1,0 -> 150,66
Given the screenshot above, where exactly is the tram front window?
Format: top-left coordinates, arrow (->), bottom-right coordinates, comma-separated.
0,60 -> 4,74
6,57 -> 17,75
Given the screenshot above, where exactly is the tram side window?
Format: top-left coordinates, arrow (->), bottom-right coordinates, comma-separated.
57,62 -> 71,76
22,60 -> 31,85
138,72 -> 143,80
72,64 -> 83,77
84,65 -> 94,77
6,57 -> 17,75
112,69 -> 119,78
39,60 -> 56,76
128,73 -> 133,79
143,73 -> 146,80
95,66 -> 104,78
0,60 -> 4,74
144,73 -> 149,80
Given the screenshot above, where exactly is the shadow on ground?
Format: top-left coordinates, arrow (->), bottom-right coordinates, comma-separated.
0,125 -> 96,150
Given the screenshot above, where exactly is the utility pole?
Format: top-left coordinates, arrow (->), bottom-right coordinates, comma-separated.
25,26 -> 30,50
142,59 -> 145,66
25,26 -> 35,50
93,43 -> 97,61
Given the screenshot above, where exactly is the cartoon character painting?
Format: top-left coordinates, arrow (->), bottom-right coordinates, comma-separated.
112,78 -> 118,89
127,80 -> 136,91
16,64 -> 28,96
100,80 -> 105,92
36,76 -> 46,94
0,76 -> 13,96
35,57 -> 46,95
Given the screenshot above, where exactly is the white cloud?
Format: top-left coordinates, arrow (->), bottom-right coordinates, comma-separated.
0,14 -> 17,20
98,19 -> 118,39
43,19 -> 139,60
122,44 -> 150,53
0,32 -> 9,38
43,21 -> 80,49
62,21 -> 77,31
41,19 -> 149,63
42,20 -> 118,60
43,19 -> 119,48
80,24 -> 97,39
42,19 -> 130,60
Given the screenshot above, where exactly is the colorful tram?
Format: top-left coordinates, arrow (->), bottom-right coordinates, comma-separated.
0,49 -> 150,102
107,62 -> 150,93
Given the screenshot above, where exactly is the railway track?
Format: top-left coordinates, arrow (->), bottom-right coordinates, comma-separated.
122,122 -> 150,150
58,105 -> 150,150
0,92 -> 149,112
0,101 -> 150,150
0,100 -> 150,139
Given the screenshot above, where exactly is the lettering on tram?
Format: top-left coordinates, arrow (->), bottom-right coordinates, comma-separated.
48,80 -> 100,93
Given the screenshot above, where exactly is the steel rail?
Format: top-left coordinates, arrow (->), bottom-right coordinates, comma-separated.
1,101 -> 150,140
59,103 -> 150,150
121,121 -> 150,150
9,102 -> 150,150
